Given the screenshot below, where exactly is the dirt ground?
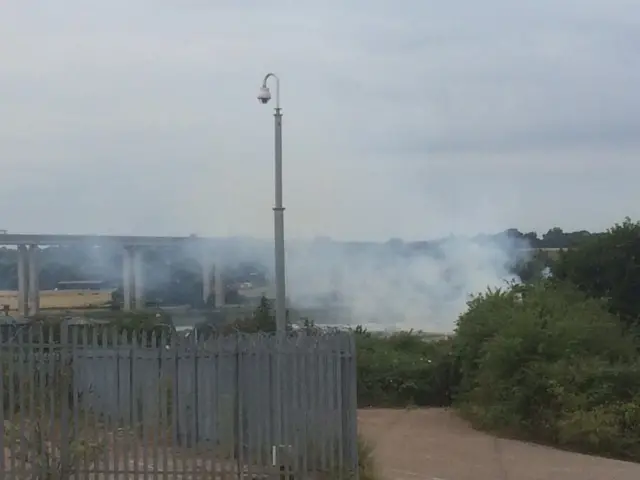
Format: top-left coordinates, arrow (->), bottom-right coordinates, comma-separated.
0,289 -> 111,311
358,408 -> 640,480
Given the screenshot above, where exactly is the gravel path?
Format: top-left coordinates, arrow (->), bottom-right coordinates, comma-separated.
358,408 -> 640,480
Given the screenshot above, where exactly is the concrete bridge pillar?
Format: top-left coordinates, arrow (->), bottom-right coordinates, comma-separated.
200,247 -> 224,307
214,263 -> 224,308
17,245 -> 29,317
122,246 -> 133,311
122,246 -> 146,311
133,247 -> 145,309
28,245 -> 40,316
16,244 -> 40,317
202,259 -> 213,304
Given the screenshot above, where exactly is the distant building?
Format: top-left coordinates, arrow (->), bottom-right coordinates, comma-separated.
56,280 -> 106,291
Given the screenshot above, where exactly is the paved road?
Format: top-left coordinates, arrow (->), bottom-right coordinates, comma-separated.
358,408 -> 640,480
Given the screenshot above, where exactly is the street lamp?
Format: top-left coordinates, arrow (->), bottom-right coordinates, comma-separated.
257,73 -> 287,335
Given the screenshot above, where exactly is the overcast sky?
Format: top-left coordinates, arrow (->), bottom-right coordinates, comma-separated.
1,1 -> 639,241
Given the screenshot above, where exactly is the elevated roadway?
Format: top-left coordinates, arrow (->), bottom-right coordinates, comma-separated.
0,233 -> 212,247
0,233 -> 222,317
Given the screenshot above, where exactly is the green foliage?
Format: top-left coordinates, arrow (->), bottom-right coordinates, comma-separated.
553,217 -> 640,332
501,227 -> 597,249
355,329 -> 458,407
10,311 -> 174,346
106,311 -> 173,346
513,250 -> 553,283
214,296 -> 277,334
453,281 -> 640,461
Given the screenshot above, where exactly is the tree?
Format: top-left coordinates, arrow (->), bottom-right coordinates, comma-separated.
552,217 -> 640,333
513,250 -> 553,283
539,227 -> 593,249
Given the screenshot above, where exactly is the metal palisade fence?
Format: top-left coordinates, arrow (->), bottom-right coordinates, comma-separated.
0,323 -> 358,479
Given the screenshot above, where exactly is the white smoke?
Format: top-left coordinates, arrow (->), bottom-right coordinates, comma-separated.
261,234 -> 529,333
21,233 -> 528,334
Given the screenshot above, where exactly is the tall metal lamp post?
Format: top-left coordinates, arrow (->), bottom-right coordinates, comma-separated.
257,73 -> 287,335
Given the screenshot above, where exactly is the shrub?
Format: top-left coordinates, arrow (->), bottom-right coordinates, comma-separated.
356,329 -> 458,407
453,280 -> 640,461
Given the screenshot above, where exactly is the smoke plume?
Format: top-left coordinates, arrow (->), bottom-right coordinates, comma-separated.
279,235 -> 528,333
212,233 -> 528,333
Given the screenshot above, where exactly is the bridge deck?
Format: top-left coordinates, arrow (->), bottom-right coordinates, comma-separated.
0,234 -> 208,246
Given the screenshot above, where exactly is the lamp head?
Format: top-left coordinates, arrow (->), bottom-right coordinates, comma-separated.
257,85 -> 271,104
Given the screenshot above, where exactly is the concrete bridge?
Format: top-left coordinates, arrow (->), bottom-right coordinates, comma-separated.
0,234 -> 224,317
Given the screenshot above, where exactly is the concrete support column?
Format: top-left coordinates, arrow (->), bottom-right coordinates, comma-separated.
133,247 -> 145,309
214,263 -> 224,308
122,247 -> 133,311
28,245 -> 40,316
202,259 -> 213,305
17,245 -> 29,317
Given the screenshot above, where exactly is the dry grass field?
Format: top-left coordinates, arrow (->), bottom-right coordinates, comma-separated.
0,289 -> 113,311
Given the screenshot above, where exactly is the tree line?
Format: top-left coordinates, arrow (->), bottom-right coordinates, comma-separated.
0,226 -> 603,289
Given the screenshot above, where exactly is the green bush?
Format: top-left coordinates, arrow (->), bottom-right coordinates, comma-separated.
356,329 -> 458,407
552,217 -> 640,334
453,281 -> 640,461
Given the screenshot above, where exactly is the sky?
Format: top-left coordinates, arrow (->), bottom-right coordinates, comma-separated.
1,0 -> 639,241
